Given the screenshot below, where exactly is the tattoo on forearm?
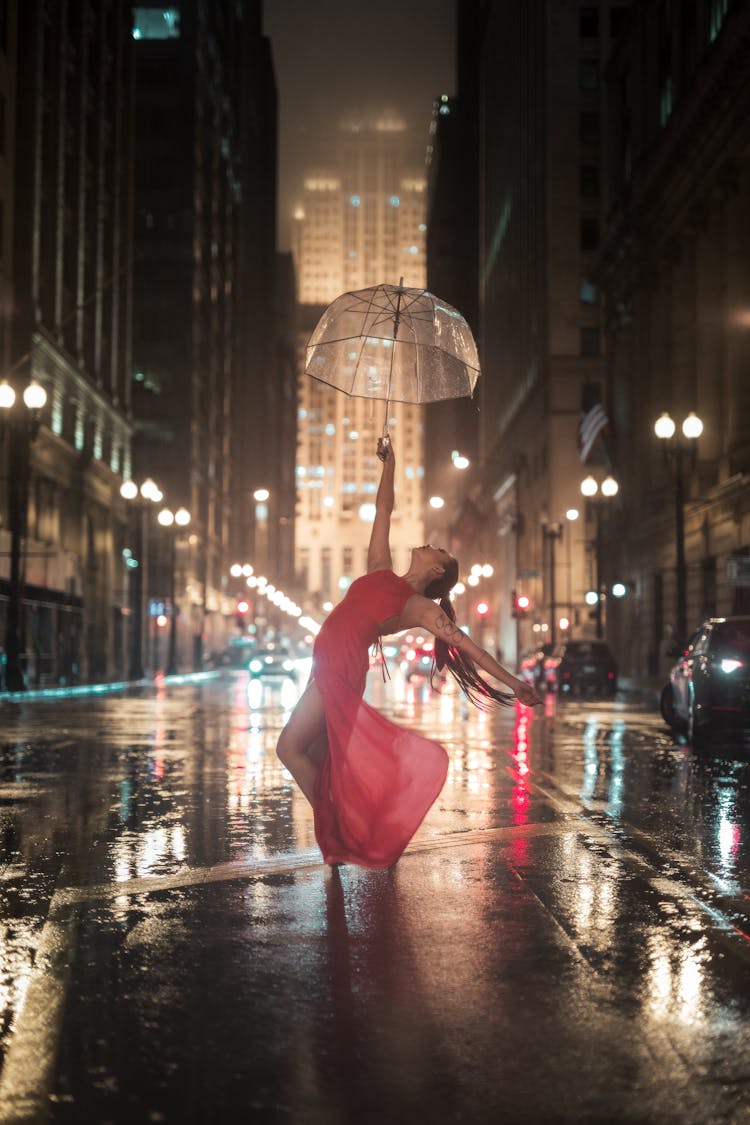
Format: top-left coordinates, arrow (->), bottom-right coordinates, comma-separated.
434,612 -> 463,644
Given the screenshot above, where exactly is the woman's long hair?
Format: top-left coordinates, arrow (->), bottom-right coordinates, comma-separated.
425,562 -> 514,709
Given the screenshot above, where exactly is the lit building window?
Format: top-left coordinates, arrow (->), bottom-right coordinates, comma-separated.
51,385 -> 63,436
580,279 -> 598,303
93,414 -> 103,461
132,8 -> 181,40
74,404 -> 85,452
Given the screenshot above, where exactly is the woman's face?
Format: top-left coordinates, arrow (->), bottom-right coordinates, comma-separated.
415,545 -> 452,569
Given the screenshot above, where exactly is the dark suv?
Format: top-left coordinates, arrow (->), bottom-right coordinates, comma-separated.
543,640 -> 618,697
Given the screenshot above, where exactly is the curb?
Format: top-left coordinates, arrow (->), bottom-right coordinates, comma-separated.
0,669 -> 221,704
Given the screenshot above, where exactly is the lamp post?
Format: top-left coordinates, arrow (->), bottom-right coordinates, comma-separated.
580,473 -> 619,639
120,477 -> 163,679
541,521 -> 563,645
158,506 -> 191,674
254,488 -> 270,574
0,378 -> 48,691
654,411 -> 703,649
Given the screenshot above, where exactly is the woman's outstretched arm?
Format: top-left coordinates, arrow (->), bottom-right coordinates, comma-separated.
367,438 -> 395,572
406,595 -> 543,706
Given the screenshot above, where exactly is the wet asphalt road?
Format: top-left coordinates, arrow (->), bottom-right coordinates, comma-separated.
0,671 -> 749,1124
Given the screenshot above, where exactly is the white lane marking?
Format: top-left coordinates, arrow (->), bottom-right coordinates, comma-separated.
0,891 -> 76,1124
0,821 -> 591,1118
57,821 -> 597,903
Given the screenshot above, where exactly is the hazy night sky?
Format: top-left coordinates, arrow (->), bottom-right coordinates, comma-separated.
263,0 -> 457,250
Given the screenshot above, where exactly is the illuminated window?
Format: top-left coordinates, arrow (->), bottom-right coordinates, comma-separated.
709,0 -> 729,42
580,279 -> 598,304
132,8 -> 181,39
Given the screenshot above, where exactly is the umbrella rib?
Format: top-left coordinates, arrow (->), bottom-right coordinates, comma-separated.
350,286 -> 383,396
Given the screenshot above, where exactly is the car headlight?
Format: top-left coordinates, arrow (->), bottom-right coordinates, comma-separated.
283,660 -> 295,672
720,658 -> 743,674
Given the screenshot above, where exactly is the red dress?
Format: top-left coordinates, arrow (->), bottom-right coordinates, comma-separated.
311,569 -> 449,868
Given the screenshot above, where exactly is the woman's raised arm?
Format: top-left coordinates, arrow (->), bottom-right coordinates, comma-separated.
367,438 -> 395,572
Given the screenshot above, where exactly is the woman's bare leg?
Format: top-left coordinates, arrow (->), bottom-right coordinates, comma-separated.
276,679 -> 327,805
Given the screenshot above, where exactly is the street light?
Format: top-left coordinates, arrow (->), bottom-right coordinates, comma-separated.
541,509 -> 580,646
654,411 -> 703,648
158,506 -> 191,674
253,488 -> 270,573
580,473 -> 620,638
0,378 -> 48,691
120,477 -> 163,679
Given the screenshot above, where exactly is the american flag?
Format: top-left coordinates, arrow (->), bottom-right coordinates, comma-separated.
578,402 -> 609,462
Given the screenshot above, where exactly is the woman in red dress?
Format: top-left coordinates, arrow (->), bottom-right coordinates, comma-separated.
276,440 -> 542,868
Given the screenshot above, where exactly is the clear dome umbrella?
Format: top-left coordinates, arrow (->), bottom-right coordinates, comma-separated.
305,280 -> 480,456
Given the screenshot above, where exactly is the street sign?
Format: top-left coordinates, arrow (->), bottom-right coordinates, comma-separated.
517,569 -> 540,579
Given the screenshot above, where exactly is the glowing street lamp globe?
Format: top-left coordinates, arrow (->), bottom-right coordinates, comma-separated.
654,412 -> 676,440
23,381 -> 47,410
682,412 -> 703,439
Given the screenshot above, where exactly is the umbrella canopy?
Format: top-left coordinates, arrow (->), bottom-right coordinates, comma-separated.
305,283 -> 480,407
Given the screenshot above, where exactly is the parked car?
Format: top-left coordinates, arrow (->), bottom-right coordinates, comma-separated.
218,636 -> 258,668
520,645 -> 553,690
543,640 -> 618,696
660,616 -> 750,747
248,646 -> 298,681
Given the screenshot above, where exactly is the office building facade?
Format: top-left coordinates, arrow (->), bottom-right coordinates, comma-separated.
292,118 -> 426,607
2,0 -> 134,686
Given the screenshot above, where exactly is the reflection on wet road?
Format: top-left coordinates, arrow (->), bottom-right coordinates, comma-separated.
0,672 -> 749,1122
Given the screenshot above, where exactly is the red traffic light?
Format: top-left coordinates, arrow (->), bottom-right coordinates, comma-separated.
475,600 -> 490,617
516,594 -> 531,612
236,599 -> 249,615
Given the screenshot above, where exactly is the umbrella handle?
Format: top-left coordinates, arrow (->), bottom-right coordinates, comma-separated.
376,432 -> 391,462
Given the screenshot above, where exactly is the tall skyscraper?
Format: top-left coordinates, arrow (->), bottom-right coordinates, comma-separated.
5,0 -> 134,686
292,116 -> 426,607
132,1 -> 280,667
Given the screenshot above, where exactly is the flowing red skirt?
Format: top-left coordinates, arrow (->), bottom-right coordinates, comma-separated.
312,666 -> 449,869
